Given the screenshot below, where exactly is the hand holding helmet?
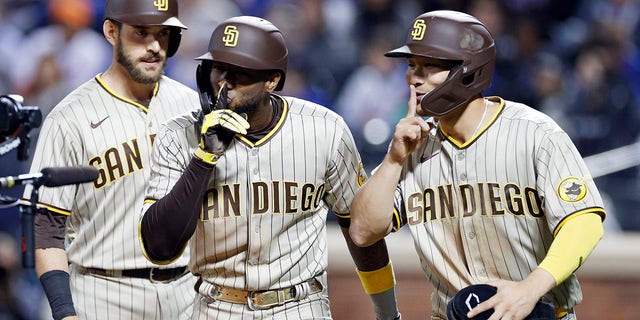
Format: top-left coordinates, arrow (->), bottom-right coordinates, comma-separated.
446,284 -> 555,320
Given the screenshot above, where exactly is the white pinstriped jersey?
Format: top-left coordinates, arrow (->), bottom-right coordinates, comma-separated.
389,97 -> 606,318
24,75 -> 199,270
143,94 -> 367,291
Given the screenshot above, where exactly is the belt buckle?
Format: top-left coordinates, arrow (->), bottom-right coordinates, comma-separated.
247,292 -> 262,310
149,267 -> 173,284
247,288 -> 294,310
247,291 -> 273,310
201,283 -> 220,304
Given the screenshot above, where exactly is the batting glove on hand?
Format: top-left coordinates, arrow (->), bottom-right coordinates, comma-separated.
195,86 -> 250,165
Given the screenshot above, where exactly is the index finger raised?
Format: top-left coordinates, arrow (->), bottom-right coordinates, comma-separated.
406,84 -> 417,118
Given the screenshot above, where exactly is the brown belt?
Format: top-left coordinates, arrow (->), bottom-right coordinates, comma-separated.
195,277 -> 323,310
79,266 -> 188,283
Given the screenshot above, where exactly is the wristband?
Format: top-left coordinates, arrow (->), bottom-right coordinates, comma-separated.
356,261 -> 396,295
194,147 -> 220,165
39,270 -> 76,320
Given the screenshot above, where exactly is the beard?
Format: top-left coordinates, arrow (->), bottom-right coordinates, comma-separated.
228,90 -> 267,114
116,40 -> 166,84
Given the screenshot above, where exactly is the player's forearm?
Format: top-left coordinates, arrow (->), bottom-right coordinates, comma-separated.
36,248 -> 77,320
350,157 -> 403,247
538,212 -> 604,284
341,228 -> 401,320
341,227 -> 390,270
35,248 -> 70,277
520,268 -> 557,302
141,157 -> 213,261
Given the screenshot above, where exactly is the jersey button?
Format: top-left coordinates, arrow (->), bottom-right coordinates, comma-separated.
457,153 -> 465,161
253,168 -> 259,175
468,231 -> 476,239
460,173 -> 467,180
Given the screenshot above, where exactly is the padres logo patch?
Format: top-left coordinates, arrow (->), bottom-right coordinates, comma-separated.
557,177 -> 588,202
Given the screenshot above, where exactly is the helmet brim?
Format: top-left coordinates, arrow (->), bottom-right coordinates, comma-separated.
384,45 -> 412,58
195,52 -> 212,61
385,44 -> 463,62
162,16 -> 187,29
113,15 -> 187,29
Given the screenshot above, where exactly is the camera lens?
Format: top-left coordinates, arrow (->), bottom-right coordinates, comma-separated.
0,95 -> 21,137
0,95 -> 42,141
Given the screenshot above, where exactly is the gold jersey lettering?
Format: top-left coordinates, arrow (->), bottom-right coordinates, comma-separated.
201,181 -> 327,220
201,184 -> 242,220
406,182 -> 545,225
250,181 -> 324,215
89,138 -> 145,189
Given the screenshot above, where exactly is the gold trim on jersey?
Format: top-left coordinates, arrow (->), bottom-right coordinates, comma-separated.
95,74 -> 159,113
391,208 -> 402,232
19,199 -> 71,216
552,208 -> 606,238
334,212 -> 350,220
356,162 -> 367,186
236,94 -> 289,147
137,204 -> 189,265
441,96 -> 504,149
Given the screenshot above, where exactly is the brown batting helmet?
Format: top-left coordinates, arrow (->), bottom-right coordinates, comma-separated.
104,0 -> 187,57
446,284 -> 555,320
196,16 -> 288,91
386,10 -> 495,116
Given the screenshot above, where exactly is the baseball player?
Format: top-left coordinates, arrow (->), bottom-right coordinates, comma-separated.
22,0 -> 198,319
349,10 -> 606,320
139,16 -> 401,320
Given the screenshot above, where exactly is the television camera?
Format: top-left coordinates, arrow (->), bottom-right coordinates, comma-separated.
0,94 -> 42,161
1,94 -> 98,268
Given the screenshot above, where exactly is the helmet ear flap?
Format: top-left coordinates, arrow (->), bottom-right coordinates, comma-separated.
420,65 -> 469,116
196,60 -> 214,114
167,28 -> 182,57
461,72 -> 476,86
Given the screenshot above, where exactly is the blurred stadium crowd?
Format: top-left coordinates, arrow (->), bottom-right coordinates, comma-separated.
0,0 -> 639,318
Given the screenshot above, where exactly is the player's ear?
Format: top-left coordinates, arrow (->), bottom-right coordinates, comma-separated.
103,19 -> 119,46
264,73 -> 281,93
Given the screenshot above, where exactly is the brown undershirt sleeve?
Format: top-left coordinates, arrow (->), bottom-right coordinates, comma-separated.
35,211 -> 67,249
140,157 -> 214,261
